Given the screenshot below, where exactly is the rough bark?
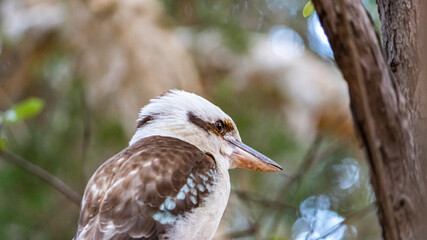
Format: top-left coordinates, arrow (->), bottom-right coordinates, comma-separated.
377,0 -> 420,108
418,1 -> 427,235
311,0 -> 426,239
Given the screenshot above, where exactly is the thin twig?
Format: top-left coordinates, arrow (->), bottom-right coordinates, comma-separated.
223,226 -> 257,239
260,133 -> 324,235
275,133 -> 324,199
0,150 -> 82,205
306,197 -> 321,240
235,192 -> 264,239
219,198 -> 262,240
219,192 -> 261,240
231,189 -> 298,240
233,189 -> 297,211
227,115 -> 351,239
267,138 -> 350,236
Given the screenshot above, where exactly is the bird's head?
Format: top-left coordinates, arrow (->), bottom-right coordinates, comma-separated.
130,90 -> 282,172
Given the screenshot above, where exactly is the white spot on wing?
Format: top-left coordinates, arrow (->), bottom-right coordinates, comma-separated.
143,161 -> 152,167
187,178 -> 195,188
199,173 -> 208,181
177,191 -> 185,200
153,211 -> 178,225
182,185 -> 190,193
197,184 -> 205,192
207,169 -> 215,177
205,183 -> 212,192
190,196 -> 197,205
165,197 -> 176,210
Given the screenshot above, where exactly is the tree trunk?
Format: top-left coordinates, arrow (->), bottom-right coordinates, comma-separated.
311,0 -> 426,239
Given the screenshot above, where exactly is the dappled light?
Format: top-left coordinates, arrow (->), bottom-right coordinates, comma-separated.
292,195 -> 349,240
332,158 -> 360,191
307,14 -> 333,59
268,25 -> 305,61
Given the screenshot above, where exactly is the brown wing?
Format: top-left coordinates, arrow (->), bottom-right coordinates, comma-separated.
74,136 -> 217,240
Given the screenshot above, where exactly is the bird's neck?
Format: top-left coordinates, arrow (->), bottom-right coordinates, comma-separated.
130,127 -> 187,147
130,127 -> 231,171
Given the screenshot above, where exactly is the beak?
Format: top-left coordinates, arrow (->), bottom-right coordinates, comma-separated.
228,139 -> 282,172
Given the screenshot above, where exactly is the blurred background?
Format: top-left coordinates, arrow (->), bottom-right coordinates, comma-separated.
0,0 -> 383,239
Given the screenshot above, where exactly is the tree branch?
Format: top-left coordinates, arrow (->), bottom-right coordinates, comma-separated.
0,150 -> 82,206
377,0 -> 420,105
312,0 -> 425,239
233,189 -> 297,211
337,1 -> 398,239
275,133 -> 324,199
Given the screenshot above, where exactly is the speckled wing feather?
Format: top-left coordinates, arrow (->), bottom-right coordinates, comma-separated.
74,136 -> 217,240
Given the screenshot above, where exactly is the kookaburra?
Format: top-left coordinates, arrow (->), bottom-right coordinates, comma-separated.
74,90 -> 282,240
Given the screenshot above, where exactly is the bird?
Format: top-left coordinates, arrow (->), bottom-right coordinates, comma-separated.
74,90 -> 282,240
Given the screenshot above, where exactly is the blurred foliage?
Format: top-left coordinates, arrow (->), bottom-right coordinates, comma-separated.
208,79 -> 378,239
0,49 -> 128,239
0,0 -> 383,239
163,0 -> 251,53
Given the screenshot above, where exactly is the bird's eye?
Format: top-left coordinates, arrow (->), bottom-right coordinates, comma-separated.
215,120 -> 225,135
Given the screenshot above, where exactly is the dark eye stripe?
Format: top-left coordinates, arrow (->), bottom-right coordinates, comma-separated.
187,111 -> 235,135
188,112 -> 211,132
137,115 -> 154,129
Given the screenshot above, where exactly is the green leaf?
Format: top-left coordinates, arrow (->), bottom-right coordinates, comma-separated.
3,97 -> 45,125
303,1 -> 315,17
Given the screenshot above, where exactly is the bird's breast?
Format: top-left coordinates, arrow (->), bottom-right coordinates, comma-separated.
165,169 -> 231,240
